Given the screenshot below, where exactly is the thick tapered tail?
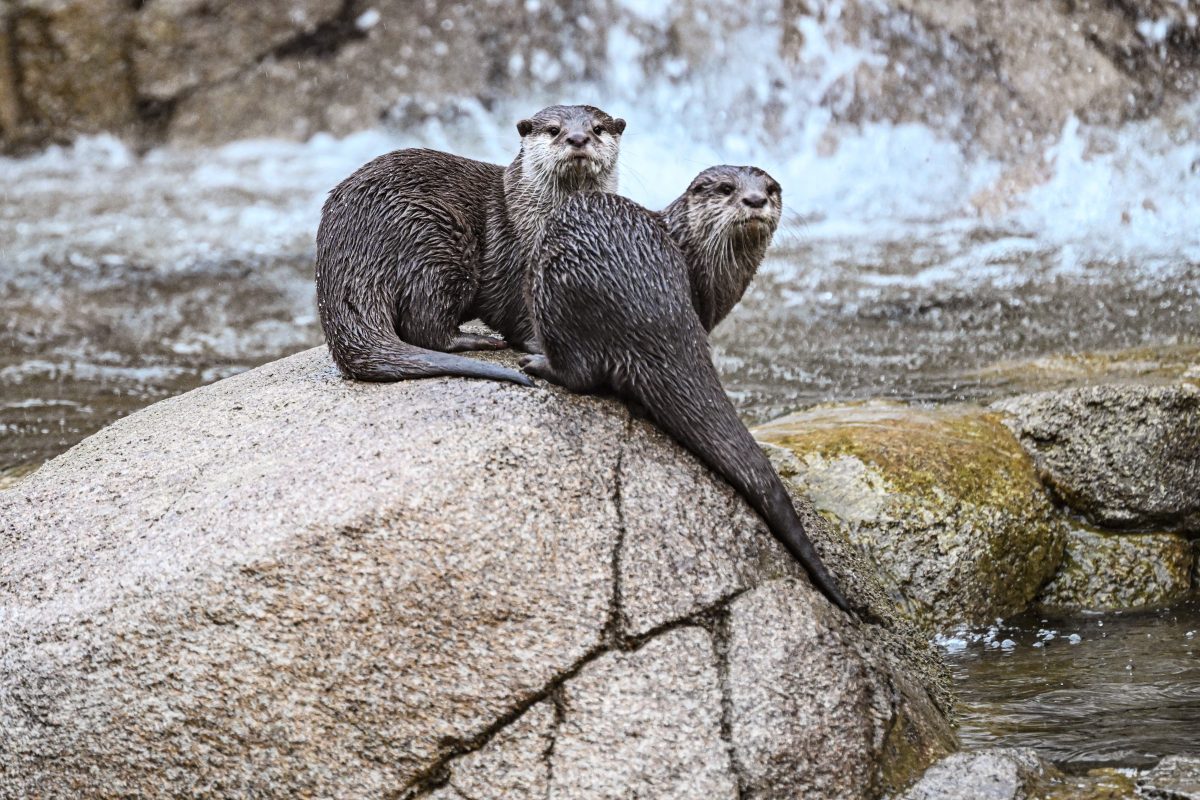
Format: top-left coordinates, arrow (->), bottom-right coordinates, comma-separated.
631,364 -> 852,614
330,338 -> 533,387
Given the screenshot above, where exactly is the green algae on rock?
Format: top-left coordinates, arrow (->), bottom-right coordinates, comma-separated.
1037,521 -> 1194,613
754,401 -> 1065,629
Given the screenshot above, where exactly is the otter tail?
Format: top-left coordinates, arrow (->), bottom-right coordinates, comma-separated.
628,360 -> 851,613
332,338 -> 533,387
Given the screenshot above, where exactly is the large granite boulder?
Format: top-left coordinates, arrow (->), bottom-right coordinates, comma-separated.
0,347 -> 954,798
994,383 -> 1200,531
754,402 -> 1065,628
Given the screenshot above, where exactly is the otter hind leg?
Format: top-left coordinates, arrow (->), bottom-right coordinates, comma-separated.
394,241 -> 484,353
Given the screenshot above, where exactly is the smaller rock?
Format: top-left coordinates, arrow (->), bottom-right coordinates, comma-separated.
1139,755 -> 1200,800
994,383 -> 1200,531
900,748 -> 1059,800
1037,521 -> 1194,612
755,401 -> 1064,628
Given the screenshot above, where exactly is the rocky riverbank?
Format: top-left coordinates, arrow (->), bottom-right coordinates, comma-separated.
1,344 -> 1197,796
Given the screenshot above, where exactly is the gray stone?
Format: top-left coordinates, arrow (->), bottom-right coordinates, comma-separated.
132,0 -> 344,99
1140,755 -> 1200,800
427,700 -> 556,800
615,421 -> 798,638
3,0 -> 1198,160
0,347 -> 954,797
729,578 -> 957,799
0,347 -> 620,796
1038,521 -> 1194,612
900,748 -> 1058,800
549,627 -> 735,799
994,383 -> 1200,531
754,402 -> 1065,628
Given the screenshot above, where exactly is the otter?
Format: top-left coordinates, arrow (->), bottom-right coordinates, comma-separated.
315,104 -> 625,386
661,165 -> 782,332
520,188 -> 852,614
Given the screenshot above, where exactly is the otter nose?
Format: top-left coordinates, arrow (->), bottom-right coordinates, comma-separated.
741,193 -> 768,209
565,132 -> 590,148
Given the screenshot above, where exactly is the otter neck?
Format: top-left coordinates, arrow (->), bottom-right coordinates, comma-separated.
662,194 -> 771,332
504,149 -> 618,259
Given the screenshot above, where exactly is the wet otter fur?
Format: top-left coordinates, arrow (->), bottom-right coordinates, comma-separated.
521,188 -> 852,614
315,104 -> 625,385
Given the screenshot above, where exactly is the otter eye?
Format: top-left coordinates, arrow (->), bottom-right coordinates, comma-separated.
592,125 -> 604,136
546,126 -> 560,136
716,183 -> 735,196
768,184 -> 781,196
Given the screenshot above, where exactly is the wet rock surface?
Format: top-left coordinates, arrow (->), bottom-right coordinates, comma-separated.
898,748 -> 1059,800
898,747 -> 1145,800
1139,755 -> 1200,800
1037,521 -> 1194,613
0,347 -> 954,798
754,401 -> 1064,628
994,383 -> 1200,531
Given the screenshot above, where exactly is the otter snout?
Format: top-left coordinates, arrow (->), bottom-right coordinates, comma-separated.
565,132 -> 590,149
741,192 -> 768,209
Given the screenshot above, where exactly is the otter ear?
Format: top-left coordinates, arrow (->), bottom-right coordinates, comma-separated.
517,119 -> 534,137
612,118 -> 627,135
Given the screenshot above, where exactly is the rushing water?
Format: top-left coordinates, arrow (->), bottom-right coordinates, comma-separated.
941,600 -> 1200,770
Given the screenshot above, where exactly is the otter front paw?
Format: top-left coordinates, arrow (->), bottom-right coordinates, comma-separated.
519,354 -> 562,384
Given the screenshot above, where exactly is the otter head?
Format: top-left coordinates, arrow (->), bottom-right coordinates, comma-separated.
515,105 -> 626,194
681,165 -> 782,248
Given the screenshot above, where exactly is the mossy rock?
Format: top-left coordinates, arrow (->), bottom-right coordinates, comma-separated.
755,401 -> 1065,629
1037,521 -> 1193,612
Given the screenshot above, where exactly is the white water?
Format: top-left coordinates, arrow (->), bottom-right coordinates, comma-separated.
2,0 -> 1198,277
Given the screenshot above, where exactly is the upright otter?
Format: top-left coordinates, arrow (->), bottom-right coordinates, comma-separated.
661,165 -> 782,332
315,104 -> 625,385
521,188 -> 852,614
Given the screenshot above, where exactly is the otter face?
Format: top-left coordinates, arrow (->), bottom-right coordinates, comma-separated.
516,105 -> 626,192
685,165 -> 782,244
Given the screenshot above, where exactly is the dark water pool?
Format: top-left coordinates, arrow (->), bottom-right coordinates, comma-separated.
942,600 -> 1200,769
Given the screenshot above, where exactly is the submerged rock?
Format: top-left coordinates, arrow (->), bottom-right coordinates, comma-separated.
0,347 -> 954,798
1139,755 -> 1200,800
900,748 -> 1140,800
755,402 -> 1064,628
899,748 -> 1059,800
1037,521 -> 1194,612
994,383 -> 1200,531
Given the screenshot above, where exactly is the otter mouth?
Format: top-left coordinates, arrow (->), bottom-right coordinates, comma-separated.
735,216 -> 776,231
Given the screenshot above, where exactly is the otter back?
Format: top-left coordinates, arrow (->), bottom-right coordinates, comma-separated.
525,192 -> 852,614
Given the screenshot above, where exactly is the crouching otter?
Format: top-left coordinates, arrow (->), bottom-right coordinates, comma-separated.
315,104 -> 626,386
521,181 -> 852,614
